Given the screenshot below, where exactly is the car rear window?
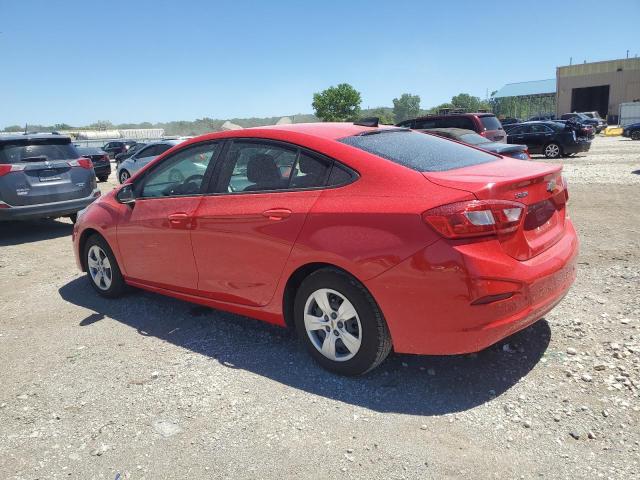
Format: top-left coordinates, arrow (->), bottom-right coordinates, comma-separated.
0,138 -> 79,164
480,116 -> 502,131
339,130 -> 497,172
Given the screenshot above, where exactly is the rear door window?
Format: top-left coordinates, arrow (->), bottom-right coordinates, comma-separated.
340,130 -> 497,172
0,138 -> 79,164
480,116 -> 502,131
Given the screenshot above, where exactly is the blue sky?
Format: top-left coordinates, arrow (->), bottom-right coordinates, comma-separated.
1,0 -> 639,127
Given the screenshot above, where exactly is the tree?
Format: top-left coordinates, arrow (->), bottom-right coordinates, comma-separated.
312,83 -> 361,122
392,93 -> 420,123
88,120 -> 114,131
451,93 -> 491,112
368,107 -> 395,125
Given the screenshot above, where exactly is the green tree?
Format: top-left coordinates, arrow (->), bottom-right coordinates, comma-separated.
312,83 -> 361,122
451,93 -> 491,112
392,93 -> 420,123
367,107 -> 395,124
88,120 -> 114,131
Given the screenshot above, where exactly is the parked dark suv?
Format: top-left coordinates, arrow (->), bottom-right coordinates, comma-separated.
397,113 -> 506,142
102,140 -> 136,159
505,121 -> 591,158
0,134 -> 100,222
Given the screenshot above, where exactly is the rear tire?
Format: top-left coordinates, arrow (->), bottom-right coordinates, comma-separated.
67,213 -> 77,224
294,268 -> 392,376
98,176 -> 109,182
544,142 -> 562,159
119,170 -> 130,184
632,130 -> 640,141
84,234 -> 126,298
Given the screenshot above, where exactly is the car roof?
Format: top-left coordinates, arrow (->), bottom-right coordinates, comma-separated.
77,146 -> 105,152
180,123 -> 401,144
0,133 -> 71,143
422,127 -> 478,137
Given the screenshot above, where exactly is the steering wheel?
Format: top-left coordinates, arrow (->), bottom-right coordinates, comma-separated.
161,174 -> 205,196
183,174 -> 204,185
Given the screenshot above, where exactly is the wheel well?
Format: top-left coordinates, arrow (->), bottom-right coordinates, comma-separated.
78,228 -> 101,271
282,263 -> 355,330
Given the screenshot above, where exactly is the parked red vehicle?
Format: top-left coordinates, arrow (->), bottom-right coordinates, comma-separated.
72,122 -> 578,375
397,113 -> 507,142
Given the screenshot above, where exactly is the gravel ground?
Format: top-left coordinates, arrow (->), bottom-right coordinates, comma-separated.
0,136 -> 638,479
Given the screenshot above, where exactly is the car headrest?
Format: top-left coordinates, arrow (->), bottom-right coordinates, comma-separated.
246,154 -> 280,184
299,155 -> 325,176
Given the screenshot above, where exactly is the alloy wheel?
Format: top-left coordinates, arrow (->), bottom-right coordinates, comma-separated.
119,170 -> 130,183
303,288 -> 362,362
87,245 -> 113,291
545,143 -> 560,158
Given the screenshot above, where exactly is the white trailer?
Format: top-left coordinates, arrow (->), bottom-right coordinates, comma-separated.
619,102 -> 640,126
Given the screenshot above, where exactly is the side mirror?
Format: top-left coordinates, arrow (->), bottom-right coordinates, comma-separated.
116,184 -> 136,205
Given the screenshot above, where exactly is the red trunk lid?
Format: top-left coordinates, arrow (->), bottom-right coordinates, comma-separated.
424,158 -> 567,260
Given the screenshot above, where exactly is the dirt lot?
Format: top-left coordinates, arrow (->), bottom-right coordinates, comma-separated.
0,136 -> 638,479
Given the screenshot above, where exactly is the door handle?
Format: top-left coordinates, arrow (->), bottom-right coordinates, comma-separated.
262,208 -> 292,220
168,212 -> 191,228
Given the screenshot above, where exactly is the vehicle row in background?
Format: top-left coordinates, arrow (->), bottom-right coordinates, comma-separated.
419,128 -> 530,160
503,121 -> 591,158
396,112 -> 506,142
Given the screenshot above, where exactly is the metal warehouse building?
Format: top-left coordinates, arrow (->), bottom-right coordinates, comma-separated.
556,57 -> 640,123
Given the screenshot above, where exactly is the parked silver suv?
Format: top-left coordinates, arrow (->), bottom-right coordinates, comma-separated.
0,134 -> 100,222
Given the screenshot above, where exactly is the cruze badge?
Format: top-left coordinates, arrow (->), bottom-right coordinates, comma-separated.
515,191 -> 528,199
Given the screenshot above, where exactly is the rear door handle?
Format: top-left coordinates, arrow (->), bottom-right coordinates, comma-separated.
262,208 -> 292,220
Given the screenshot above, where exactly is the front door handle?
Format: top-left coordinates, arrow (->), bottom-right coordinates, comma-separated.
168,212 -> 191,228
262,208 -> 292,220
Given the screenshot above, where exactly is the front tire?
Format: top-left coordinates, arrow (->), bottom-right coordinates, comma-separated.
84,234 -> 126,298
294,268 -> 392,375
632,130 -> 640,141
544,142 -> 562,159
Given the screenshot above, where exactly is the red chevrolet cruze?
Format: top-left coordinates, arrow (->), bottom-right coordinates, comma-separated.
72,122 -> 578,375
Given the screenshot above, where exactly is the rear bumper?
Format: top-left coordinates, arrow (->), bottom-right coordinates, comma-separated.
0,190 -> 100,221
365,220 -> 579,355
93,164 -> 111,177
564,141 -> 591,154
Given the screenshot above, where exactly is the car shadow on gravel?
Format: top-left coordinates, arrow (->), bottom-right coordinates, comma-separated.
59,277 -> 551,416
0,219 -> 73,246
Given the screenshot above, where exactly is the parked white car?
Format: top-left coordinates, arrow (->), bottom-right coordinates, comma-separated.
116,139 -> 184,184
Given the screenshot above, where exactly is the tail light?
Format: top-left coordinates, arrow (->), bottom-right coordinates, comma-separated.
422,200 -> 525,239
0,164 -> 26,176
68,158 -> 93,169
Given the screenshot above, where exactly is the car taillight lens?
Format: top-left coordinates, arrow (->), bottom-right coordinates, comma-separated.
0,164 -> 26,176
68,158 -> 93,169
422,200 -> 525,239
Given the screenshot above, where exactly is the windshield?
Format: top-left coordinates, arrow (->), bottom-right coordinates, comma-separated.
340,130 -> 497,172
0,138 -> 79,164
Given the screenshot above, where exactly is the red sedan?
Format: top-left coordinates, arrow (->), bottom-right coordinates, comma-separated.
72,122 -> 578,375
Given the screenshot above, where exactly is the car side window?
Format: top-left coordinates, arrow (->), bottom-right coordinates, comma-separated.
139,142 -> 220,198
218,141 -> 298,193
135,145 -> 155,158
413,119 -> 436,129
289,152 -> 331,188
